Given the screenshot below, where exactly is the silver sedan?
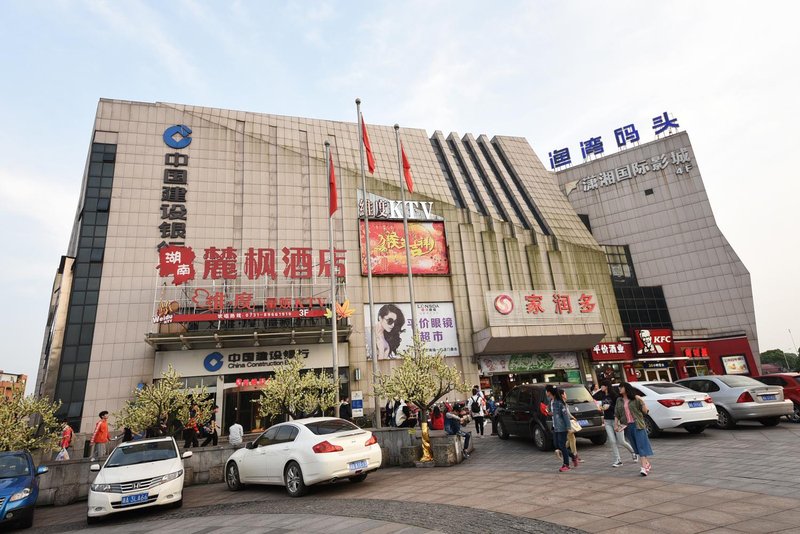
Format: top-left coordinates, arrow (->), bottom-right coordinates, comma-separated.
675,375 -> 793,429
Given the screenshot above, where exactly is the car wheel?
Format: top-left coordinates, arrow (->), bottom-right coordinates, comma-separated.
644,416 -> 661,438
226,461 -> 243,491
495,418 -> 509,440
18,510 -> 33,529
348,473 -> 368,483
759,417 -> 781,427
533,424 -> 552,451
590,432 -> 608,445
685,424 -> 706,434
284,461 -> 308,497
788,403 -> 800,423
715,407 -> 735,429
86,515 -> 101,525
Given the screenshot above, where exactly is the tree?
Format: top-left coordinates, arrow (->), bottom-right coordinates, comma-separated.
257,357 -> 338,421
760,349 -> 800,372
373,335 -> 470,463
0,389 -> 61,452
115,366 -> 214,435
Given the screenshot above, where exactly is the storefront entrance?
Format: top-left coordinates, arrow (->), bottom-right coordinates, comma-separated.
643,368 -> 673,382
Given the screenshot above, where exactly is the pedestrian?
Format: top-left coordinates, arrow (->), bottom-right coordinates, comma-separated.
614,382 -> 654,476
201,405 -> 219,447
183,403 -> 199,449
89,411 -> 110,461
339,397 -> 352,421
444,404 -> 472,459
395,400 -> 408,427
55,421 -> 73,461
430,405 -> 445,430
228,419 -> 244,447
398,405 -> 416,428
119,427 -> 134,443
467,387 -> 486,437
548,388 -> 576,472
594,380 -> 637,467
562,389 -> 581,465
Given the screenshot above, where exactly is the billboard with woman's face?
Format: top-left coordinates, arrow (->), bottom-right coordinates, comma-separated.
364,302 -> 459,360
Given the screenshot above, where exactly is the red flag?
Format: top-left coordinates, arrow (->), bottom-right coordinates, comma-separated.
401,143 -> 413,193
329,152 -> 338,216
361,114 -> 376,174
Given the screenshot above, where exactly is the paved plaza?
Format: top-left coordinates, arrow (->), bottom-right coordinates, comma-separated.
32,421 -> 800,533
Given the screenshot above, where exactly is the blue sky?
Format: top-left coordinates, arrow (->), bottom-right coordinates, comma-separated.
1,1 -> 799,392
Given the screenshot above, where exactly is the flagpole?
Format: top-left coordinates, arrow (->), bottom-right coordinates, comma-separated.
356,99 -> 381,428
394,124 -> 418,338
325,141 -> 340,411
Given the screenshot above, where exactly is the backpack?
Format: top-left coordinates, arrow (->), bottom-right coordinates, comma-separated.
470,396 -> 481,414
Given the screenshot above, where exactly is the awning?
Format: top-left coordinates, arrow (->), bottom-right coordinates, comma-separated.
472,323 -> 606,355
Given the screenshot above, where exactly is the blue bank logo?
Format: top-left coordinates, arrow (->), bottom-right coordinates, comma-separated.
204,352 -> 224,372
163,124 -> 192,149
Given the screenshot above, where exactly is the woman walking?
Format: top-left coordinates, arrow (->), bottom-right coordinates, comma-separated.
548,388 -> 577,472
614,382 -> 654,476
594,381 -> 637,467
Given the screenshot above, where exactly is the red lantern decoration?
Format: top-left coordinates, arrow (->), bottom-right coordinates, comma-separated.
235,378 -> 242,387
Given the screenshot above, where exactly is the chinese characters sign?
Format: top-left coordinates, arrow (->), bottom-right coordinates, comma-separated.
549,111 -> 680,169
359,221 -> 450,276
158,245 -> 346,286
591,342 -> 633,361
363,302 -> 459,360
485,290 -> 600,327
158,125 -> 192,250
357,191 -> 443,221
478,353 -> 579,374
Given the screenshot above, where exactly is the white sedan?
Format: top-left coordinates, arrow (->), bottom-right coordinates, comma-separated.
225,417 -> 382,497
87,437 -> 192,523
629,382 -> 718,437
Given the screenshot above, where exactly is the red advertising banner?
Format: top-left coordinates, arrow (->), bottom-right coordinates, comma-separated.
359,221 -> 450,275
591,342 -> 633,361
633,328 -> 674,356
157,308 -> 327,324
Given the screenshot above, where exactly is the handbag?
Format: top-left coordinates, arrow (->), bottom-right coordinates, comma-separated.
569,418 -> 582,433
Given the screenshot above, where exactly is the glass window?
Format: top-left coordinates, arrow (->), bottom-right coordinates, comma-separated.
718,376 -> 762,388
644,383 -> 692,394
518,390 -> 532,406
0,454 -> 31,477
304,419 -> 359,435
275,425 -> 298,443
562,386 -> 595,404
105,440 -> 177,467
256,427 -> 279,447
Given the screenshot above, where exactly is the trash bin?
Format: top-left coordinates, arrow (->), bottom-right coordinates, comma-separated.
83,440 -> 92,458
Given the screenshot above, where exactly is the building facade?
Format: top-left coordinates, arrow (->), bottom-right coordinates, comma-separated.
0,371 -> 26,399
35,99 -> 755,433
555,131 -> 759,383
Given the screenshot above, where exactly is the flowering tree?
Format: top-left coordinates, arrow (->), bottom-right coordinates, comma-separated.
115,366 -> 213,434
258,357 -> 338,420
373,335 -> 469,463
0,389 -> 61,452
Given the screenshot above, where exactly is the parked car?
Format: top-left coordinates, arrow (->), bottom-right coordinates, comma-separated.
754,373 -> 800,422
0,451 -> 48,529
87,437 -> 192,523
225,417 -> 382,497
493,383 -> 606,451
622,382 -> 718,437
675,375 -> 793,429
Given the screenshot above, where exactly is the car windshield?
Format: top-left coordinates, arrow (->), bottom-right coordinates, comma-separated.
304,419 -> 360,435
562,386 -> 594,404
105,440 -> 177,468
644,383 -> 692,394
0,454 -> 29,478
718,376 -> 763,388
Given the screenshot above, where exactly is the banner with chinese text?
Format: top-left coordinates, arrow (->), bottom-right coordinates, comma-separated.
364,302 -> 459,360
359,221 -> 450,275
478,353 -> 579,374
485,290 -> 600,326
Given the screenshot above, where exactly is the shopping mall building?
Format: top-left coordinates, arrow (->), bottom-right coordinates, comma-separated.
35,99 -> 759,433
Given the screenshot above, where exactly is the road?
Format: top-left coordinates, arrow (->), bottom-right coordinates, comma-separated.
31,420 -> 800,533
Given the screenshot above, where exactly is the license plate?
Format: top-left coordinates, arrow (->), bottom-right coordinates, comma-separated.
120,492 -> 149,506
688,401 -> 703,408
578,419 -> 589,427
762,394 -> 777,401
349,460 -> 368,471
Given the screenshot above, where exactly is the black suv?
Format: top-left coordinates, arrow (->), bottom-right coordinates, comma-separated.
494,383 -> 606,451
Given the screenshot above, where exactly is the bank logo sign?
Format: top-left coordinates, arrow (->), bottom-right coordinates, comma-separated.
203,352 -> 224,372
163,124 -> 192,149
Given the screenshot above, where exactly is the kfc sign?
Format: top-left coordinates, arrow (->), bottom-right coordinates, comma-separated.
633,329 -> 673,356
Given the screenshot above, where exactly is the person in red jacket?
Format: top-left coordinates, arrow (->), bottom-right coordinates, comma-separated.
430,405 -> 445,430
90,411 -> 110,461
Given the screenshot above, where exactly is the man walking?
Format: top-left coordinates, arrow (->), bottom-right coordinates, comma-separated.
89,411 -> 110,461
